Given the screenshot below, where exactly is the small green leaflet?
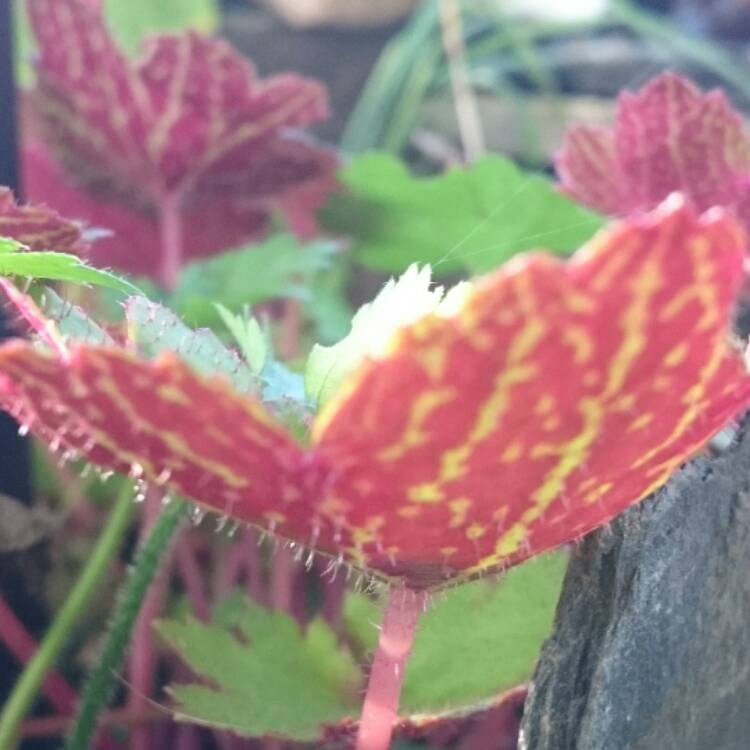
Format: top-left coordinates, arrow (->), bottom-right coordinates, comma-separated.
125,296 -> 258,393
40,287 -> 114,345
172,235 -> 339,328
345,551 -> 566,714
127,297 -> 309,419
215,304 -> 267,375
156,594 -> 361,741
0,237 -> 137,292
323,153 -> 604,275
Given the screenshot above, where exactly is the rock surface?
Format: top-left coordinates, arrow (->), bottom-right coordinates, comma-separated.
519,420 -> 750,750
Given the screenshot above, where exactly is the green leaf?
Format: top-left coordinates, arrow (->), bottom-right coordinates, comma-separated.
0,241 -> 137,292
304,263 -> 354,346
40,288 -> 114,345
345,551 -> 566,714
323,153 -> 604,275
105,0 -> 219,55
212,303 -> 310,418
125,297 -> 257,393
156,594 -> 361,741
215,304 -> 268,375
0,238 -> 22,254
173,235 -> 339,328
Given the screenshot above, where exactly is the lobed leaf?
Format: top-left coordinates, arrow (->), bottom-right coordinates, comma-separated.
323,153 -> 604,275
40,287 -> 115,346
345,551 -> 566,714
215,304 -> 267,375
312,197 -> 750,585
557,72 -> 750,231
172,234 -> 339,328
156,594 -> 361,741
24,0 -> 337,282
125,297 -> 257,393
1,199 -> 749,588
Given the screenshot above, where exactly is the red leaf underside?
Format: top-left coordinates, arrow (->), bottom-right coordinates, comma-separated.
27,0 -> 329,199
1,200 -> 749,588
557,73 -> 750,230
21,143 -> 269,276
23,0 -> 338,277
0,186 -> 82,252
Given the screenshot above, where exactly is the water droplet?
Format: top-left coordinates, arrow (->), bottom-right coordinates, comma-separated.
18,424 -> 29,437
156,468 -> 172,485
215,515 -> 229,533
161,494 -> 173,507
190,506 -> 206,526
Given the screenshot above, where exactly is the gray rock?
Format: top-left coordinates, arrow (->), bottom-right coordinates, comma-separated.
519,420 -> 750,750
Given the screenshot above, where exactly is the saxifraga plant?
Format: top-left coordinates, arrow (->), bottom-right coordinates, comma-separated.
1,193 -> 750,749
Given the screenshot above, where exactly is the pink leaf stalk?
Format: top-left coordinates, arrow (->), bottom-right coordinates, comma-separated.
0,594 -> 78,715
356,588 -> 428,750
557,72 -> 750,233
24,0 -> 339,284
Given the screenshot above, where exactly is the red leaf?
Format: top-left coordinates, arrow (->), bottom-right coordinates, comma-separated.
0,186 -> 82,252
557,73 -> 750,229
21,142 -> 269,278
23,0 -> 338,279
1,198 -> 749,588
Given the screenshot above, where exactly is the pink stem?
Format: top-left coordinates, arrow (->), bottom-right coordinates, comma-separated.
0,594 -> 78,715
214,543 -> 245,600
176,537 -> 210,621
158,192 -> 184,291
355,587 -> 427,750
269,546 -> 296,613
244,531 -> 265,605
175,724 -> 200,750
0,278 -> 69,361
128,491 -> 177,750
321,572 -> 346,631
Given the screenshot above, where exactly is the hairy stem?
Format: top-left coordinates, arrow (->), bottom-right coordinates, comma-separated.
158,192 -> 184,291
0,486 -> 135,750
128,491 -> 175,750
355,587 -> 427,750
64,498 -> 188,750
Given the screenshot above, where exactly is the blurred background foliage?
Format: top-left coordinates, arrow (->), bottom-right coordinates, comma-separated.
5,1 -> 750,748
